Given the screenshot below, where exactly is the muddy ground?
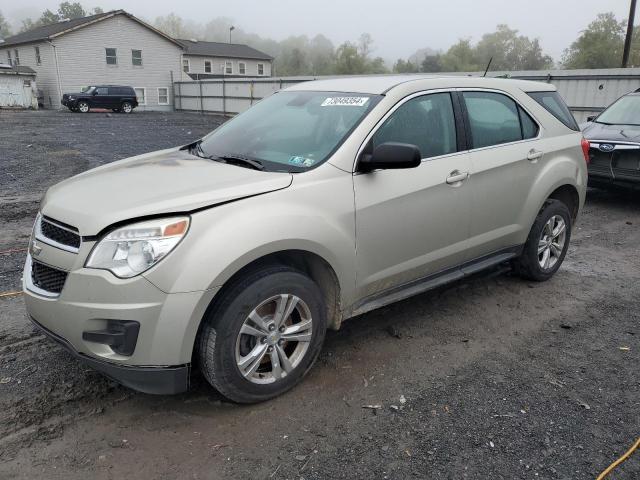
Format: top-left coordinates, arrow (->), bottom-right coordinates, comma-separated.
0,110 -> 638,479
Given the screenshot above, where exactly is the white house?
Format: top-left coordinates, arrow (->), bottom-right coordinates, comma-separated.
177,39 -> 273,80
0,10 -> 273,110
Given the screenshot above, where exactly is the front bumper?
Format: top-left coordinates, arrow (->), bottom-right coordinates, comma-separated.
23,250 -> 219,394
30,316 -> 190,394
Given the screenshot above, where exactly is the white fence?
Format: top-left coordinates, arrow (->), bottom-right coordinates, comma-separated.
173,68 -> 640,123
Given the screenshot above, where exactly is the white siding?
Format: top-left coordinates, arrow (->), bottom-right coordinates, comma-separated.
52,14 -> 182,111
181,55 -> 272,79
0,42 -> 60,107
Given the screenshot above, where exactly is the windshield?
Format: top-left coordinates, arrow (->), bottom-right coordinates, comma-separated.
81,86 -> 95,93
597,95 -> 640,125
198,91 -> 381,172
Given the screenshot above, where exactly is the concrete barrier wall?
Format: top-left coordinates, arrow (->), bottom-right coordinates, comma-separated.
174,68 -> 640,123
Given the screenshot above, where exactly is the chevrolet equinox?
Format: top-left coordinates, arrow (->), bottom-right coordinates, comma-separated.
24,76 -> 588,403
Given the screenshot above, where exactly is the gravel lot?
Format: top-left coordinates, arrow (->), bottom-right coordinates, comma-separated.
0,110 -> 638,479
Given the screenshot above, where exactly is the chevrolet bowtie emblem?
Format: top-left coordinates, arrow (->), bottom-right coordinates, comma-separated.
30,240 -> 43,257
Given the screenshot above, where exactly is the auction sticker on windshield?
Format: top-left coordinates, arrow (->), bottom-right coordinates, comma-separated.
321,97 -> 369,107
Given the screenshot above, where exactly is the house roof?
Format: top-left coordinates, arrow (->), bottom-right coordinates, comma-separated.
0,10 -> 182,49
177,39 -> 273,61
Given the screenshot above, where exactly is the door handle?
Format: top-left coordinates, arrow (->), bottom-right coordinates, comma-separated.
446,170 -> 469,185
527,149 -> 544,161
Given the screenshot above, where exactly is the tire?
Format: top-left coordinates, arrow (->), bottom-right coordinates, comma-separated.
77,101 -> 90,113
514,199 -> 572,281
198,266 -> 327,403
121,101 -> 133,113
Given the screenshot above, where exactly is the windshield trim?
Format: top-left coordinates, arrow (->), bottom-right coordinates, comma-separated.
198,91 -> 383,173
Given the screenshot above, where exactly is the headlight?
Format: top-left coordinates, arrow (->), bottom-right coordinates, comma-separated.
86,216 -> 189,278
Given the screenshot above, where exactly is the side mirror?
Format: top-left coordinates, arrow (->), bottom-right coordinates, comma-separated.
586,115 -> 595,122
359,142 -> 422,173
92,90 -> 99,95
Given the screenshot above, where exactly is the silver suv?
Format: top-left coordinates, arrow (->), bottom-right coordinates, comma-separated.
23,76 -> 588,403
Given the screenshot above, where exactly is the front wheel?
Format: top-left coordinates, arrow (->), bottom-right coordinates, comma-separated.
514,199 -> 571,281
198,266 -> 327,403
77,101 -> 89,113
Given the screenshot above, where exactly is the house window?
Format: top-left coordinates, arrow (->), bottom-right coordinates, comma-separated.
257,63 -> 265,75
204,60 -> 212,73
225,61 -> 233,75
238,62 -> 246,75
6,50 -> 11,65
105,48 -> 117,65
134,87 -> 146,105
158,87 -> 169,105
13,49 -> 19,65
131,49 -> 142,66
182,58 -> 190,73
34,46 -> 41,65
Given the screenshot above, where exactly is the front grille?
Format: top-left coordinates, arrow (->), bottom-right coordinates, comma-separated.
40,217 -> 81,249
31,261 -> 68,294
588,147 -> 613,178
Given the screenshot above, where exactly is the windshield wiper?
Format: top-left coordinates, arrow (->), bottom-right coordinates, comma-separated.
208,154 -> 265,171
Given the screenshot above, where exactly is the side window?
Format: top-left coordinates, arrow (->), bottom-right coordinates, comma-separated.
519,106 -> 539,139
372,92 -> 457,159
462,92 -> 524,148
95,87 -> 108,95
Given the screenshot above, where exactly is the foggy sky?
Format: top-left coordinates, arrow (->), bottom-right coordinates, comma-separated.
0,0 -> 635,63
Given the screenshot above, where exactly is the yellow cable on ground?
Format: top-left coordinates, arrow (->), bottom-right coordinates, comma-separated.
0,291 -> 23,298
596,437 -> 640,480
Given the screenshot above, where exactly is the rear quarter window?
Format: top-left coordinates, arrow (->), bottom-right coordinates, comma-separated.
528,91 -> 579,131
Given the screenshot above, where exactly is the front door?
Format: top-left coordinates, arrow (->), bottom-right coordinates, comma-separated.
354,92 -> 472,299
94,87 -> 110,108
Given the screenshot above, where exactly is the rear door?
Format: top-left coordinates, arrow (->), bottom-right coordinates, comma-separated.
458,89 -> 542,260
353,91 -> 472,299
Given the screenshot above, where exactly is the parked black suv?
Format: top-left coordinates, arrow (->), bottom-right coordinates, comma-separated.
62,85 -> 138,113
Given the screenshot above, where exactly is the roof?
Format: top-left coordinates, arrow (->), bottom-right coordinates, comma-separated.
285,75 -> 556,95
0,10 -> 182,48
177,39 -> 273,60
0,64 -> 36,75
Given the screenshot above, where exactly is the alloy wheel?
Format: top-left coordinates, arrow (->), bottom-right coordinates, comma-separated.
537,214 -> 566,270
235,294 -> 313,384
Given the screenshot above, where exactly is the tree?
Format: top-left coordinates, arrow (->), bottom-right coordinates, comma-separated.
92,7 -> 104,14
57,2 -> 86,19
308,34 -> 336,75
335,42 -> 367,74
0,11 -> 12,39
475,24 -> 552,71
39,9 -> 61,25
441,39 -> 480,71
421,54 -> 443,72
562,13 -> 625,68
393,58 -> 418,73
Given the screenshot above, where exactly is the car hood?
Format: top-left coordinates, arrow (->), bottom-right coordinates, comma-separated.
582,121 -> 640,143
41,147 -> 293,235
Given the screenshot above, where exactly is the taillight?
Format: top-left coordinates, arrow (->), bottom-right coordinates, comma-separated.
581,138 -> 590,164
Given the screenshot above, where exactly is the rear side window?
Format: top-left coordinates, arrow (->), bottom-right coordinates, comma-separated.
462,92 -> 528,148
528,91 -> 579,131
372,92 -> 458,159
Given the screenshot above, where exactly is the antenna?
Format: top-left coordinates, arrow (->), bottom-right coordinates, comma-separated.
483,57 -> 493,77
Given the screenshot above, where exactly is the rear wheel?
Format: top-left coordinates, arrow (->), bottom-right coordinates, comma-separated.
514,199 -> 571,281
198,266 -> 327,403
77,101 -> 89,113
121,101 -> 133,113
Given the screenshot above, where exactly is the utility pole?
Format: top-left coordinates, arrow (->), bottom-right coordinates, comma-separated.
622,0 -> 637,67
